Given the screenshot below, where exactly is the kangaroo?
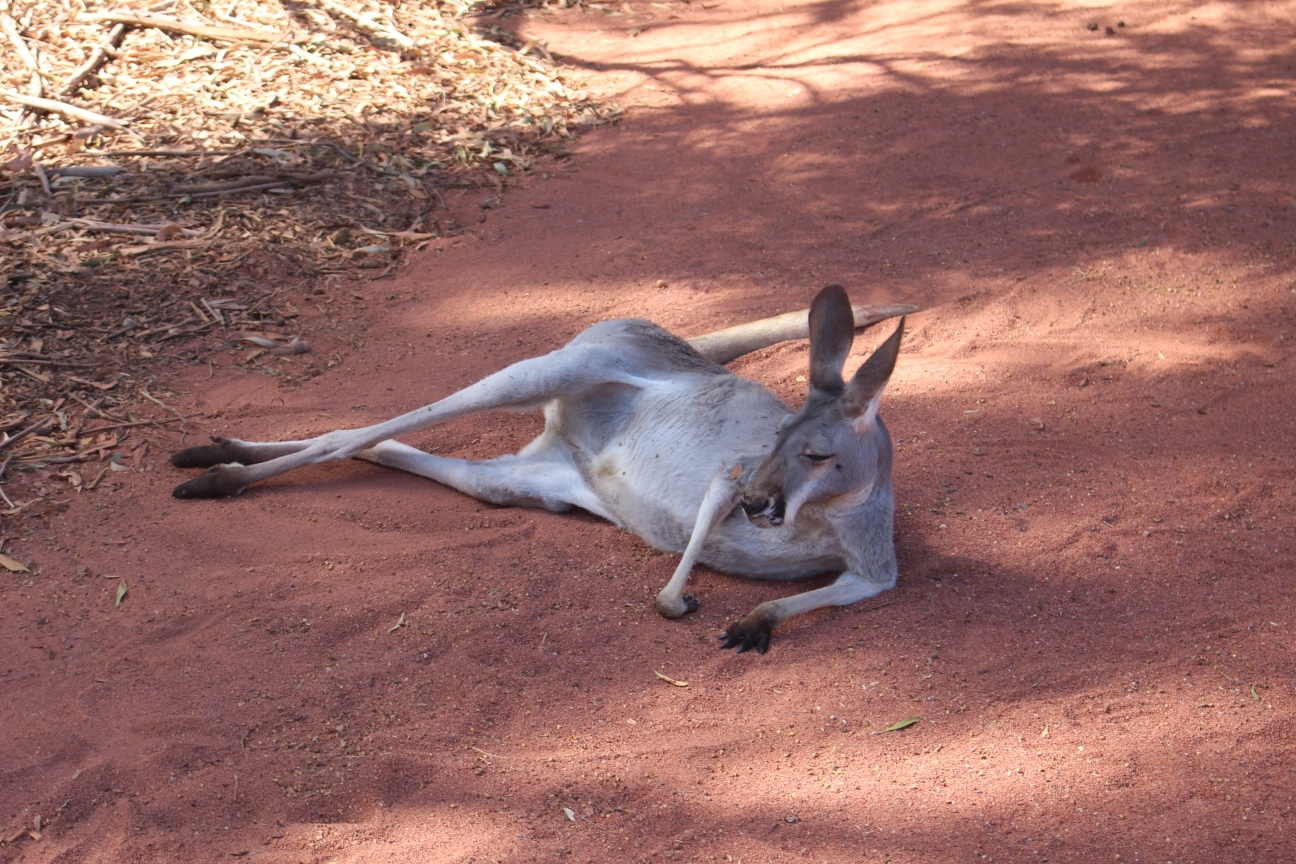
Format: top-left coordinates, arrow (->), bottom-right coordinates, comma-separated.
170,285 -> 916,653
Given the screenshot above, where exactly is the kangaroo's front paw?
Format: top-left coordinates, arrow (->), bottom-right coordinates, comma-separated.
172,466 -> 245,499
656,590 -> 700,619
719,610 -> 775,654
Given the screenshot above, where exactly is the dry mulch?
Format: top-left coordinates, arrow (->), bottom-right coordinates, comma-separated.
0,0 -> 613,504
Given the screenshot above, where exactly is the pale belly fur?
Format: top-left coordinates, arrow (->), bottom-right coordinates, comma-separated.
576,375 -> 848,581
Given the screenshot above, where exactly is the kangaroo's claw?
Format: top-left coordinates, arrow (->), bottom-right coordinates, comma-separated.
683,593 -> 700,613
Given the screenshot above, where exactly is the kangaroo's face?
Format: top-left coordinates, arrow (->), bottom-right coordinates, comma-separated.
742,286 -> 903,528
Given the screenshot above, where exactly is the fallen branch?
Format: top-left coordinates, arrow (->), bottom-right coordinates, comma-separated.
0,356 -> 93,368
52,166 -> 123,177
10,453 -> 94,465
103,148 -> 240,157
78,172 -> 330,207
169,175 -> 277,195
184,170 -> 333,198
0,89 -> 135,135
81,12 -> 297,45
59,23 -> 127,97
71,194 -> 170,205
69,219 -> 206,237
118,238 -> 213,256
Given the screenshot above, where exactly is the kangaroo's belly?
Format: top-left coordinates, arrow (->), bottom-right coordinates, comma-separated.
567,374 -> 841,575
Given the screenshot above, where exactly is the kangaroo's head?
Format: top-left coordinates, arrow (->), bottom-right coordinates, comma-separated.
742,285 -> 903,528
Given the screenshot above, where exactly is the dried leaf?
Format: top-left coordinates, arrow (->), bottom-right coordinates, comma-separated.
562,807 -> 576,821
115,580 -> 128,607
0,553 -> 30,573
654,670 -> 689,687
0,149 -> 32,173
873,716 -> 921,734
387,612 -> 406,633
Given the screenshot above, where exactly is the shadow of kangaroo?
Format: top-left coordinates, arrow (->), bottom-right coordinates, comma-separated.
170,285 -> 916,653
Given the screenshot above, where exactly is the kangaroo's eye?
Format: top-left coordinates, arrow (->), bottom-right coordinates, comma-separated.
803,453 -> 831,463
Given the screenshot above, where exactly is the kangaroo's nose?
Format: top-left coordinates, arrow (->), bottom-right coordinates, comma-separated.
742,497 -> 770,517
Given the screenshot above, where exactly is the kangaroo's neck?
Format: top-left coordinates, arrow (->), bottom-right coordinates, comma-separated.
824,476 -> 897,581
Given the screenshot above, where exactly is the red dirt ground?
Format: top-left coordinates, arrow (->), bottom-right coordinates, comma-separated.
3,1 -> 1295,861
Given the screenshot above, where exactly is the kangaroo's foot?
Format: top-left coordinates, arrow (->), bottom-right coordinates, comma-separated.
172,465 -> 248,499
655,592 -> 701,619
171,437 -> 265,469
719,607 -> 775,654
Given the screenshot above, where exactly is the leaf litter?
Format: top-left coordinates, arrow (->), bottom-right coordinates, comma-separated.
0,0 -> 616,514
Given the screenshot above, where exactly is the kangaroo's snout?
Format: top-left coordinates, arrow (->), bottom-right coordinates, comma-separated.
742,495 -> 785,527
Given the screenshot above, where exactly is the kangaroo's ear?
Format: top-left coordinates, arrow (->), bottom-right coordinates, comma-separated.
841,317 -> 904,425
807,285 -> 855,394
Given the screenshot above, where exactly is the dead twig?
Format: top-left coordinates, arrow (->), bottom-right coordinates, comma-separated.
0,12 -> 42,100
82,172 -> 334,206
102,148 -> 240,157
169,175 -> 278,195
52,166 -> 123,177
0,90 -> 137,136
471,746 -> 509,759
82,413 -> 199,435
32,160 -> 50,195
0,417 -> 52,452
68,394 -> 127,423
84,458 -> 116,491
80,12 -> 298,45
59,23 -> 127,97
118,238 -> 213,255
183,170 -> 333,198
0,357 -> 93,368
139,381 -> 188,426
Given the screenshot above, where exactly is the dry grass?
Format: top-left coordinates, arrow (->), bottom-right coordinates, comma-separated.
0,0 -> 614,507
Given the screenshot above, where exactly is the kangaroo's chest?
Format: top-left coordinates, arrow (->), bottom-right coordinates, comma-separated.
568,376 -> 792,552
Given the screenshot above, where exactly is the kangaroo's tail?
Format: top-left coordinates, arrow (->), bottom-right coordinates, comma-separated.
687,292 -> 919,365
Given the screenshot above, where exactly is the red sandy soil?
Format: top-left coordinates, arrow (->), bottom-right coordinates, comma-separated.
3,1 -> 1295,862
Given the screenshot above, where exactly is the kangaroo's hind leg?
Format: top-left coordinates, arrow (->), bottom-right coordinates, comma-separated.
355,439 -> 617,522
171,340 -> 642,499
